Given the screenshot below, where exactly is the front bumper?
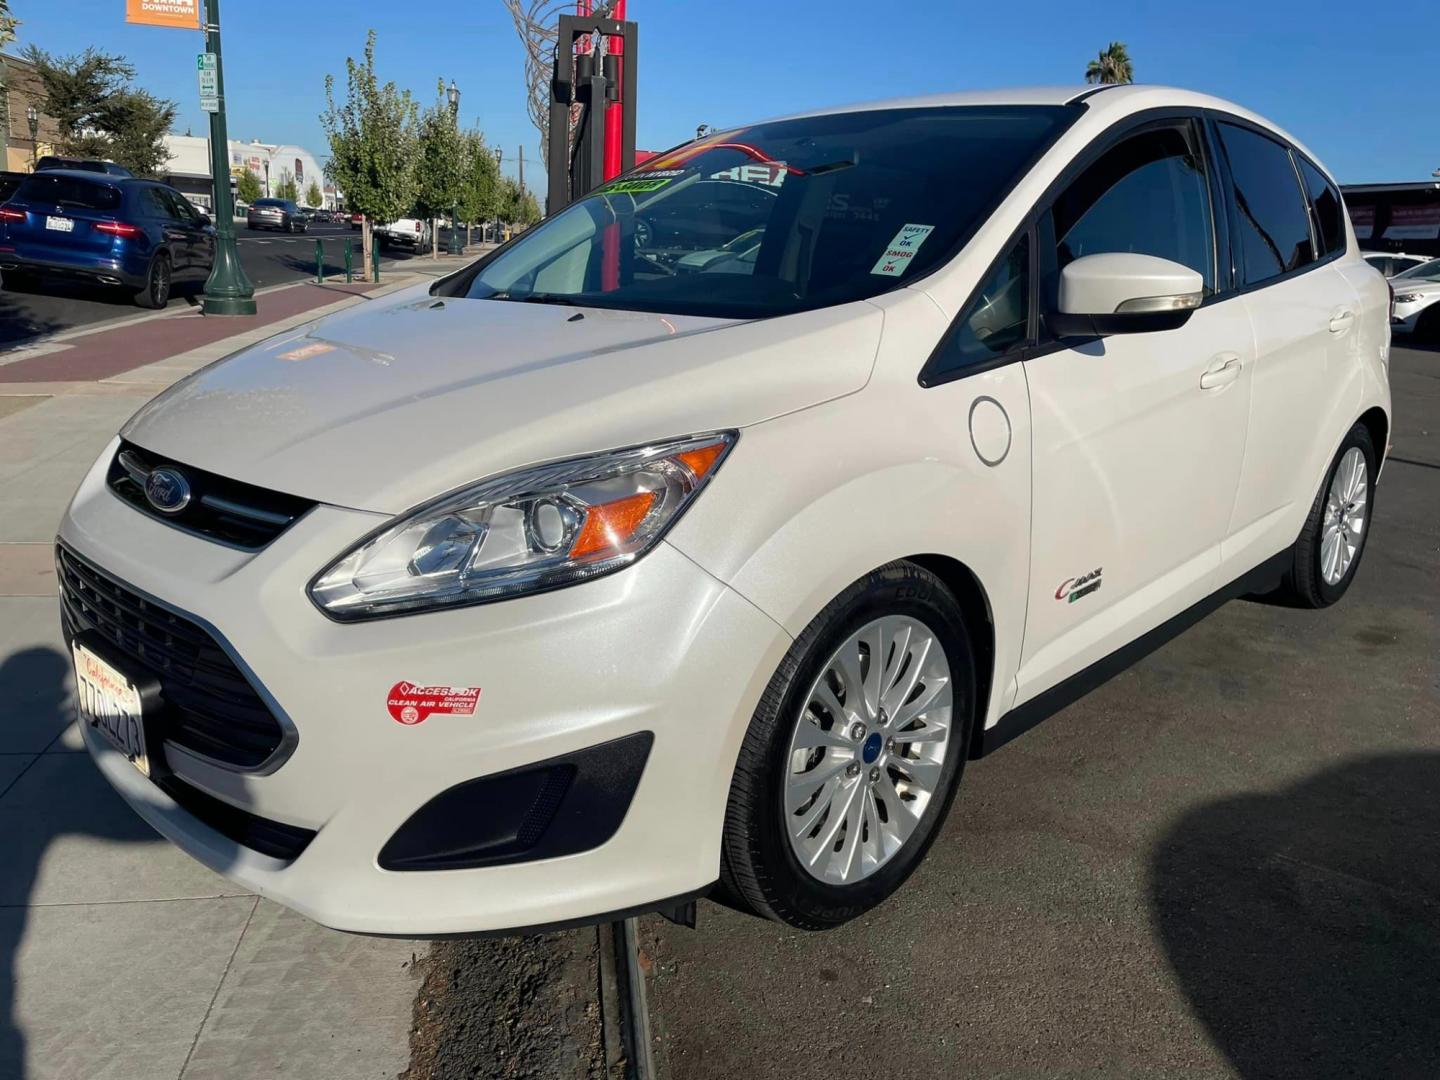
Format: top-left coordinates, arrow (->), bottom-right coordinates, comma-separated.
61,439 -> 791,935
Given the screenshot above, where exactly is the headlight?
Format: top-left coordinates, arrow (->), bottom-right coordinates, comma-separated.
1394,292 -> 1427,305
309,432 -> 735,620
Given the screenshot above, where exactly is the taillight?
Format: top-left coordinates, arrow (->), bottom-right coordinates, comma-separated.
95,221 -> 142,238
0,207 -> 25,222
414,221 -> 422,232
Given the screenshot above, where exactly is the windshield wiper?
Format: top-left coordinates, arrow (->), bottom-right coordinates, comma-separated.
485,292 -> 584,306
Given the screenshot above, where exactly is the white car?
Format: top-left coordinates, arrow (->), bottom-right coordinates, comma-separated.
59,85 -> 1390,936
374,216 -> 433,251
1386,257 -> 1440,341
1362,251 -> 1429,278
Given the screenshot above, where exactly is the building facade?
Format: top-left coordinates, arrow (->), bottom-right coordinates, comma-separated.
1,52 -> 62,173
161,135 -> 338,210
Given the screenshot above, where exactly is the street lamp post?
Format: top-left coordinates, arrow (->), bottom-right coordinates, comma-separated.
493,146 -> 503,245
26,105 -> 38,169
446,81 -> 462,256
199,0 -> 256,315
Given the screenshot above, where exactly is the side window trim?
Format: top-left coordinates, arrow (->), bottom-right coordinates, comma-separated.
1284,147 -> 1322,265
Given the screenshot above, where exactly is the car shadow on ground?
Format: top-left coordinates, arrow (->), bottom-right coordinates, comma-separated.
1,272 -> 202,318
1151,752 -> 1440,1079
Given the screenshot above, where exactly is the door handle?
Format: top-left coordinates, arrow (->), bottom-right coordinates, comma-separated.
1329,308 -> 1355,335
1200,354 -> 1242,390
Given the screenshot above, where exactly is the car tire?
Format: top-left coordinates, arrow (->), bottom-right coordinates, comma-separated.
1280,422 -> 1378,608
1414,305 -> 1440,346
134,253 -> 171,309
719,561 -> 976,930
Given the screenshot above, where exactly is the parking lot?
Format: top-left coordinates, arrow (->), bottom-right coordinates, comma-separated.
638,345 -> 1439,1078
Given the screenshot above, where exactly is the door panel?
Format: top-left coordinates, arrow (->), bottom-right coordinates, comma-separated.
1014,118 -> 1252,704
1018,302 -> 1252,700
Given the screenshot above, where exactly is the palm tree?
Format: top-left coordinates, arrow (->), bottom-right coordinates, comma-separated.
1085,42 -> 1134,85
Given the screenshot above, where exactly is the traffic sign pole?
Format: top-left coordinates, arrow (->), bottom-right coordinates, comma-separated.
199,0 -> 256,315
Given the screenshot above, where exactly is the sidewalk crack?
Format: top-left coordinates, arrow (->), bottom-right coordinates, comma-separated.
177,893 -> 260,1080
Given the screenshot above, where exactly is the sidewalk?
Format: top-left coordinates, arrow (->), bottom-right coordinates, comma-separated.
0,272 -> 446,1080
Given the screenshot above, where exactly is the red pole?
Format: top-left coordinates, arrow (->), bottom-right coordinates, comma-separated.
603,0 -> 626,182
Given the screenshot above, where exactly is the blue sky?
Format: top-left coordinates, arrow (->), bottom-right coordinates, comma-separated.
8,0 -> 1437,191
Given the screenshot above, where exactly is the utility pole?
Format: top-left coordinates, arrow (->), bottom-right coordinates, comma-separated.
518,144 -> 525,202
200,0 -> 256,314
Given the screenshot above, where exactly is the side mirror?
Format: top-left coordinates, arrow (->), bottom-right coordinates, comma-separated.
1050,253 -> 1204,338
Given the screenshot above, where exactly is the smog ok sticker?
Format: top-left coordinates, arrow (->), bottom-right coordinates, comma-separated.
386,681 -> 482,726
602,177 -> 673,195
871,223 -> 936,276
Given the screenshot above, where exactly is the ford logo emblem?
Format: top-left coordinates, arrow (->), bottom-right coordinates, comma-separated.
144,467 -> 191,515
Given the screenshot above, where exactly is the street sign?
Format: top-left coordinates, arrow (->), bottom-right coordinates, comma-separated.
125,0 -> 201,29
197,53 -> 219,113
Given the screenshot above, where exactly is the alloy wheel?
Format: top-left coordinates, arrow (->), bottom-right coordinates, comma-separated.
784,615 -> 953,885
151,258 -> 170,307
1321,446 -> 1368,585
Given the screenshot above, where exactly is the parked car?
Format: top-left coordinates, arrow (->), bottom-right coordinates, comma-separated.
307,207 -> 333,224
1385,257 -> 1440,340
35,155 -> 133,177
58,86 -> 1389,936
247,197 -> 308,233
1363,251 -> 1429,278
0,170 -> 214,307
350,211 -> 365,230
374,215 -> 433,251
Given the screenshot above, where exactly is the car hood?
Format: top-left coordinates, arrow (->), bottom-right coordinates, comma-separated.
122,283 -> 884,514
1392,278 -> 1440,294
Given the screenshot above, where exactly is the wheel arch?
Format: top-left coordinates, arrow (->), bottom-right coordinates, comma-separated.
904,554 -> 997,760
1358,405 -> 1389,468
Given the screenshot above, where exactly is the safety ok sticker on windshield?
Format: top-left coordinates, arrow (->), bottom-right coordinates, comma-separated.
871,223 -> 936,277
387,681 -> 482,726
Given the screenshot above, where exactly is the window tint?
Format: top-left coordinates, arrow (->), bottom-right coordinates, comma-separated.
136,187 -> 174,219
13,174 -> 121,211
1218,122 -> 1315,285
1297,157 -> 1345,257
161,188 -> 200,223
935,238 -> 1029,373
1049,124 -> 1215,296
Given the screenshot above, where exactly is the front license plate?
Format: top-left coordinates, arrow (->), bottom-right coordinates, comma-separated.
73,642 -> 150,777
45,215 -> 74,233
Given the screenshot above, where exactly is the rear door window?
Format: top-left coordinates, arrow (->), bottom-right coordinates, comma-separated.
14,174 -> 121,211
1217,122 -> 1316,286
1296,157 -> 1345,258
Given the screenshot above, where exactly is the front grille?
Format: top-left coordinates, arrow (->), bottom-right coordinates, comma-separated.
107,439 -> 315,550
57,544 -> 290,770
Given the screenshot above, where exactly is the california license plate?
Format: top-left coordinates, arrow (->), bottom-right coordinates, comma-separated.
73,642 -> 151,777
45,216 -> 74,233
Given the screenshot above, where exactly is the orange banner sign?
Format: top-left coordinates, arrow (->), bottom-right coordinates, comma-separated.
125,0 -> 201,30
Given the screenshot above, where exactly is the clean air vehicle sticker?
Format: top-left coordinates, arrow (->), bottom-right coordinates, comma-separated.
871,223 -> 936,276
387,681 -> 483,725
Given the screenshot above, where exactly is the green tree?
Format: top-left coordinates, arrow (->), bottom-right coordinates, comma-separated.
236,169 -> 262,205
274,167 -> 298,202
1084,42 -> 1134,85
305,178 -> 323,207
455,129 -> 499,244
0,0 -> 17,44
414,80 -> 465,256
23,46 -> 177,175
321,31 -> 419,272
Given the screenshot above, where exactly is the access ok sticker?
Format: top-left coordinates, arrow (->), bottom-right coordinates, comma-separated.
386,681 -> 482,726
871,223 -> 936,277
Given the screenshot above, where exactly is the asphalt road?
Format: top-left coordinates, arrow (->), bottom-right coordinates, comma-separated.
0,222 -> 471,347
639,346 -> 1440,1079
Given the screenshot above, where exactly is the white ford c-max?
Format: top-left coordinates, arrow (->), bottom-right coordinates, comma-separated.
59,85 -> 1390,935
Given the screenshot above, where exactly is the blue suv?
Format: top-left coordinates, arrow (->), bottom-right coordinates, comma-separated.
0,170 -> 215,308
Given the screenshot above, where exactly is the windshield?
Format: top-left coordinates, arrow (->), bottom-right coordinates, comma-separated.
1394,258 -> 1440,282
446,105 -> 1077,319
